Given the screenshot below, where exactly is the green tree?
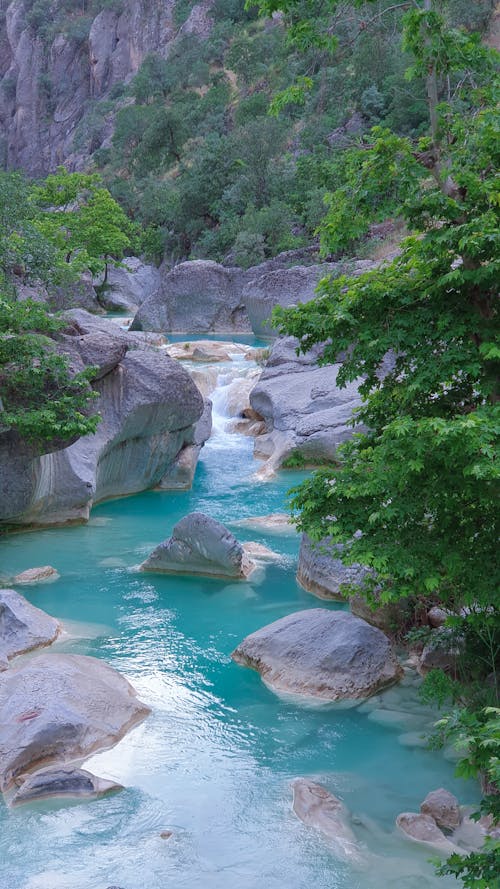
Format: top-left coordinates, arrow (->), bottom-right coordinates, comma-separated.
73,187 -> 133,283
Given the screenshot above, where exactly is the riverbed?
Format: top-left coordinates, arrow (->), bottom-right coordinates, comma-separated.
0,338 -> 475,889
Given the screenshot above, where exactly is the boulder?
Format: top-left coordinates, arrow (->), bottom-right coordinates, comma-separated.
232,513 -> 295,534
131,260 -> 252,333
0,653 -> 150,791
427,606 -> 449,628
396,812 -> 461,855
297,534 -> 366,601
232,609 -> 403,701
291,778 -> 362,862
0,310 -> 206,527
12,566 -> 59,584
10,766 -> 123,806
350,592 -> 410,636
419,629 -> 459,676
0,588 -> 60,663
95,257 -> 160,313
243,264 -> 336,337
249,337 -> 364,473
420,789 -> 461,831
157,399 -> 212,491
165,340 -> 250,363
140,512 -> 256,579
242,259 -> 375,337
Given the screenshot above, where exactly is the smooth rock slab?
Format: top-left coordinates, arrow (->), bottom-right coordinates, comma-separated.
0,588 -> 60,663
291,778 -> 362,862
396,813 -> 461,855
12,566 -> 59,585
0,653 -> 150,791
11,766 -> 123,806
140,512 -> 255,579
420,788 -> 461,831
232,609 -> 403,702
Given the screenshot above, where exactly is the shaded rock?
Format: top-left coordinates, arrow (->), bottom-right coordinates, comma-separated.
396,812 -> 461,855
12,566 -> 59,584
428,606 -> 449,628
291,778 -> 362,862
0,311 -> 205,527
140,511 -> 255,579
232,609 -> 403,702
11,766 -> 123,806
297,534 -> 365,601
420,789 -> 461,831
249,336 -> 364,473
96,257 -> 160,313
0,652 -> 150,791
243,264 -> 336,337
419,630 -> 459,676
131,261 -> 252,333
157,400 -> 212,491
350,592 -> 410,636
0,588 -> 60,663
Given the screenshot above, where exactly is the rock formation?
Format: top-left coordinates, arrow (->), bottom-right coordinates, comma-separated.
396,812 -> 462,856
10,766 -> 123,806
0,310 -> 208,527
12,566 -> 59,584
249,336 -> 363,474
291,778 -> 362,862
0,588 -> 60,665
297,534 -> 366,600
140,511 -> 256,578
232,609 -> 403,702
0,652 -> 150,792
420,788 -> 461,831
95,258 -> 161,314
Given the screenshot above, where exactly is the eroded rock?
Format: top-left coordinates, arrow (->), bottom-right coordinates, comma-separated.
0,588 -> 60,663
396,812 -> 461,855
140,512 -> 255,579
0,653 -> 150,791
291,778 -> 362,862
232,609 -> 403,702
297,534 -> 366,601
11,766 -> 123,806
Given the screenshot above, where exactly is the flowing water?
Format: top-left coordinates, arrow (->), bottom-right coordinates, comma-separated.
0,339 -> 477,889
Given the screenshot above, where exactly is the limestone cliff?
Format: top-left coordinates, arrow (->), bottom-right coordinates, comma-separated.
0,0 -> 213,174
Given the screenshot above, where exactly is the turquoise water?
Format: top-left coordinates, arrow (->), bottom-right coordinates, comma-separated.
0,343 -> 476,889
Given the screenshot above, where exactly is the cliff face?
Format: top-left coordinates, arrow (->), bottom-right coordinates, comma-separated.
0,0 -> 212,174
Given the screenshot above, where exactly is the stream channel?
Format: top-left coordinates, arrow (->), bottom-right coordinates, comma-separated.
0,335 -> 477,889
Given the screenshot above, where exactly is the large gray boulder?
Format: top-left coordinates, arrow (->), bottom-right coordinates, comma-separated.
291,778 -> 362,862
297,534 -> 366,600
140,511 -> 255,578
242,259 -> 376,337
157,399 -> 213,491
10,766 -> 123,806
231,609 -> 403,702
249,337 -> 363,473
0,310 -> 207,527
0,653 -> 150,791
131,260 -> 252,333
96,257 -> 161,313
0,588 -> 60,665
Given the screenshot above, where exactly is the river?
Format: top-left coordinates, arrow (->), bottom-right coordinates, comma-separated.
0,336 -> 475,889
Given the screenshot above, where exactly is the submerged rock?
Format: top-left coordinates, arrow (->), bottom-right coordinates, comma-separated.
140,512 -> 255,579
0,588 -> 60,663
396,812 -> 461,855
0,653 -> 150,791
291,778 -> 362,862
232,609 -> 402,702
11,766 -> 123,806
12,566 -> 59,585
420,788 -> 461,831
